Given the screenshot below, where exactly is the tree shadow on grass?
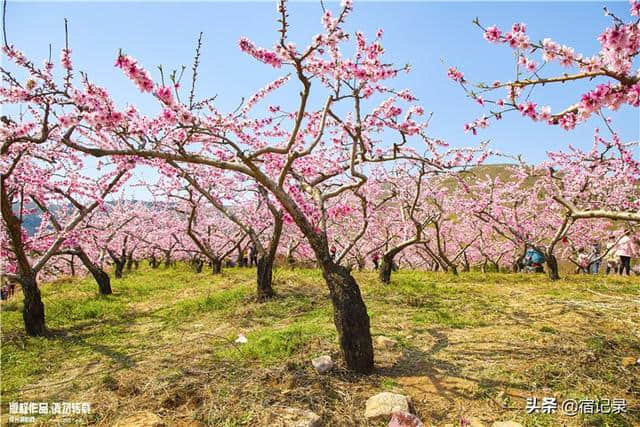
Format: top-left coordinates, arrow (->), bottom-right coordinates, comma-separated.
376,328 -> 533,401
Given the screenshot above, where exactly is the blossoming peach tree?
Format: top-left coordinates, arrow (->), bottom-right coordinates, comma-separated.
34,0 -> 488,372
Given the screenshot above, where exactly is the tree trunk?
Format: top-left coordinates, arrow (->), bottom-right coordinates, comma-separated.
547,254 -> 560,281
150,256 -> 158,268
320,258 -> 374,374
94,269 -> 112,295
212,258 -> 222,274
21,274 -> 46,336
164,252 -> 171,268
114,261 -> 125,279
126,255 -> 134,271
450,265 -> 459,276
76,248 -> 112,295
256,255 -> 275,300
191,258 -> 203,273
379,255 -> 393,284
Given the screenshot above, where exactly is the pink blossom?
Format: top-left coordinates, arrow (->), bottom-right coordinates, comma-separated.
447,67 -> 464,82
154,86 -> 174,106
484,25 -> 502,43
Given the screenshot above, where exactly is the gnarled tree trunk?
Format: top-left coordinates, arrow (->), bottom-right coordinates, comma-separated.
547,254 -> 560,281
76,248 -> 112,295
20,273 -> 46,336
126,253 -> 134,271
211,258 -> 222,274
114,261 -> 125,279
379,254 -> 393,284
256,255 -> 275,300
320,257 -> 374,373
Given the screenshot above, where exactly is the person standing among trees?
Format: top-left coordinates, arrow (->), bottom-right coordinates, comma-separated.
372,253 -> 379,270
240,249 -> 248,267
590,242 -> 601,275
576,248 -> 589,274
617,233 -> 635,276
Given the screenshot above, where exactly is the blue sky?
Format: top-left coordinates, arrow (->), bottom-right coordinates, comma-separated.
4,1 -> 639,198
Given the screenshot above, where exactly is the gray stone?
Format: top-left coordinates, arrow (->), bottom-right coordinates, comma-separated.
364,392 -> 410,420
311,355 -> 333,374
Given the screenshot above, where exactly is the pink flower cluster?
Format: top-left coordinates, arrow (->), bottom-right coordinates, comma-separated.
238,38 -> 282,68
483,25 -> 501,43
597,23 -> 639,75
61,48 -> 73,71
464,116 -> 488,135
503,23 -> 530,49
447,67 -> 464,82
242,75 -> 290,116
517,55 -> 537,73
154,86 -> 174,106
114,54 -> 154,93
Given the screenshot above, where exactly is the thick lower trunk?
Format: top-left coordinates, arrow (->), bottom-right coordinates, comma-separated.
164,255 -> 171,268
76,248 -> 112,295
450,265 -> 458,276
126,255 -> 134,271
547,255 -> 560,281
150,256 -> 158,269
93,269 -> 112,295
212,258 -> 222,274
320,259 -> 374,374
21,274 -> 46,336
256,255 -> 275,300
379,255 -> 393,284
114,261 -> 125,279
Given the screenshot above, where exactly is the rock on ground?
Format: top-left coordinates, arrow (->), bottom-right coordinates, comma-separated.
311,355 -> 334,374
271,407 -> 321,427
365,392 -> 410,421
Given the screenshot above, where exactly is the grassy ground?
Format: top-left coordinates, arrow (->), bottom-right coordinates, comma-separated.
1,265 -> 639,426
